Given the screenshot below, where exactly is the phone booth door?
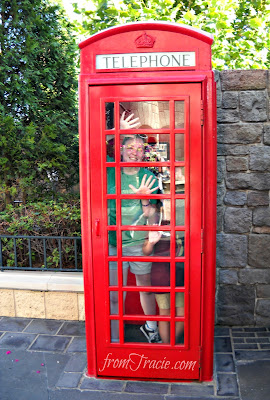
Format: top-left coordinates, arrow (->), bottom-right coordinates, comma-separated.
89,82 -> 202,380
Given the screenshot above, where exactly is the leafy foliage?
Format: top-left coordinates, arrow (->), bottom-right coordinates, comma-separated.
73,0 -> 270,69
0,0 -> 79,207
0,198 -> 81,269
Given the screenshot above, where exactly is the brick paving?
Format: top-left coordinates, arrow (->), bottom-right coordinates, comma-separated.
0,317 -> 270,399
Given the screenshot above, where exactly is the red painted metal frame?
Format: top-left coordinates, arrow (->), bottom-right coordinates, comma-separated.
79,22 -> 216,381
89,83 -> 201,380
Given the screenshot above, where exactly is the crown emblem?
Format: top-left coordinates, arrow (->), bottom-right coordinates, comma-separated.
135,32 -> 156,48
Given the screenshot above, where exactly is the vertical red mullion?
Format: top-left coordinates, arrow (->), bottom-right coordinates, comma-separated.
115,101 -> 124,344
170,100 -> 176,346
101,99 -> 112,344
185,96 -> 191,348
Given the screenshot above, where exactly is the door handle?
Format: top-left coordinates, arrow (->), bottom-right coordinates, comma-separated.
95,218 -> 101,236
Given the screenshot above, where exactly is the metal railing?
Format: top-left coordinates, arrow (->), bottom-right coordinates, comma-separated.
0,235 -> 82,272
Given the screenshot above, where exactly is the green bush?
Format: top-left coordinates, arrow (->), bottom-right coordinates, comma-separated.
0,198 -> 82,270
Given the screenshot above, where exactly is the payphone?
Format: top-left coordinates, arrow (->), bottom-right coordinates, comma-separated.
79,22 -> 216,381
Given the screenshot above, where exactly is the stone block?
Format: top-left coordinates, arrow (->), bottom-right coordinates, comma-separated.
219,269 -> 238,284
247,191 -> 269,207
78,293 -> 85,321
14,290 -> 45,318
253,207 -> 270,227
215,71 -> 222,108
216,234 -> 247,267
224,191 -> 247,206
217,144 -> 249,156
221,70 -> 268,91
250,146 -> 270,171
217,108 -> 239,123
239,91 -> 267,122
253,227 -> 270,234
216,373 -> 239,397
217,123 -> 262,144
126,381 -> 169,394
215,353 -> 235,372
170,383 -> 214,397
248,235 -> 270,268
217,157 -> 226,182
257,285 -> 270,298
226,156 -> 248,171
30,335 -> 71,352
81,377 -> 125,391
256,299 -> 270,319
222,91 -> 238,108
66,336 -> 86,352
216,206 -> 224,233
56,372 -> 82,388
217,285 -> 255,325
239,269 -> 270,284
226,172 -> 270,190
217,183 -> 226,206
45,292 -> 79,320
0,289 -> 15,317
256,315 -> 270,326
224,208 -> 252,233
264,123 -> 270,145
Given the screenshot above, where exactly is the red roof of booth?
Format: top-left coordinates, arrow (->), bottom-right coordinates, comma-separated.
79,21 -> 214,49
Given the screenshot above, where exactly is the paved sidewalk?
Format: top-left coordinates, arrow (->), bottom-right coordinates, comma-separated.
0,317 -> 270,400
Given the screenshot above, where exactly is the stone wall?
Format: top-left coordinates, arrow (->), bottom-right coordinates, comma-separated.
216,70 -> 270,326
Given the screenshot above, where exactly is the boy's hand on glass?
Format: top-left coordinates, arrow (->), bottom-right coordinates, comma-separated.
120,111 -> 140,129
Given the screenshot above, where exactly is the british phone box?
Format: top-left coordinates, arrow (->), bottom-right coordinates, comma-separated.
79,22 -> 217,381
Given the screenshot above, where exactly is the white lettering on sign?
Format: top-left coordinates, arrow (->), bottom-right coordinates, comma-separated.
99,352 -> 197,372
96,52 -> 196,70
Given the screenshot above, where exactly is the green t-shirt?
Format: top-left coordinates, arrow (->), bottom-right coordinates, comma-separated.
107,167 -> 157,247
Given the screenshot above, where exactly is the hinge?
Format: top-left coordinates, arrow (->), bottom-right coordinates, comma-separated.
201,229 -> 204,254
198,346 -> 203,368
200,100 -> 204,126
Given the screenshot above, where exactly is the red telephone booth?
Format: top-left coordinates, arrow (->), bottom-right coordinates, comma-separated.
79,22 -> 216,381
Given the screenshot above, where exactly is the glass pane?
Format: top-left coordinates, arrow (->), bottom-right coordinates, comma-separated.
175,320 -> 185,344
107,200 -> 116,225
151,262 -> 170,287
120,198 -> 165,225
176,262 -> 185,287
124,323 -> 145,343
124,322 -> 162,343
122,231 -> 170,258
110,291 -> 118,315
110,320 -> 119,343
121,200 -> 145,226
108,233 -> 117,255
120,101 -> 170,129
122,233 -> 147,253
105,102 -> 114,129
175,134 -> 185,161
145,134 -> 170,162
175,101 -> 185,129
176,232 -> 185,257
176,199 -> 185,226
162,199 -> 171,221
175,167 -> 185,194
109,262 -> 118,286
106,135 -> 115,160
107,167 -> 115,194
155,294 -> 185,344
120,134 -> 170,162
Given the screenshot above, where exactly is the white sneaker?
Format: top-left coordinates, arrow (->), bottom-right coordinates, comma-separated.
140,324 -> 162,343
